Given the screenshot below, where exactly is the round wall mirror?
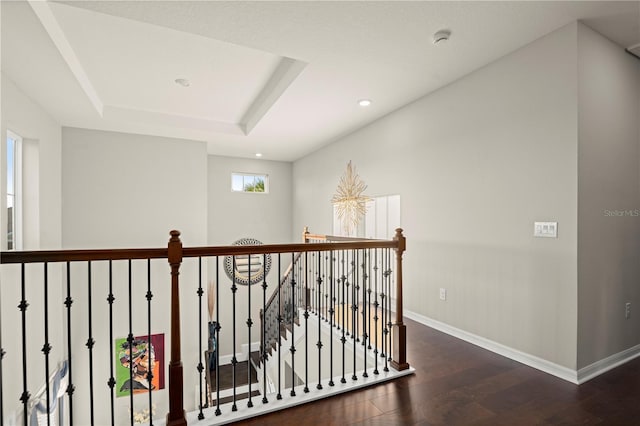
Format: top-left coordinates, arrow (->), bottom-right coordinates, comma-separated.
223,238 -> 272,285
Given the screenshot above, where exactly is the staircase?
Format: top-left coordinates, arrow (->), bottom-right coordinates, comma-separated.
204,353 -> 261,408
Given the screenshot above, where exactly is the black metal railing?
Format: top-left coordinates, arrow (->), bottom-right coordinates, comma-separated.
0,228 -> 407,426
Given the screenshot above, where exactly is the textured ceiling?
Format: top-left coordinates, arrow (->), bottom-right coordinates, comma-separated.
2,1 -> 639,161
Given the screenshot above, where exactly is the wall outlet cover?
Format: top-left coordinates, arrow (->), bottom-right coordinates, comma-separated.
534,222 -> 558,238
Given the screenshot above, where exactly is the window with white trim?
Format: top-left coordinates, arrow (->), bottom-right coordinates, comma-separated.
231,173 -> 268,193
6,131 -> 22,250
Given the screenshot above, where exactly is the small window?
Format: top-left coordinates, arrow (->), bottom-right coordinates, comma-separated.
231,173 -> 268,193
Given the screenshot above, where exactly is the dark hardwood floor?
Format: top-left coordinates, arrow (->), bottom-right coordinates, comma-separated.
233,317 -> 640,425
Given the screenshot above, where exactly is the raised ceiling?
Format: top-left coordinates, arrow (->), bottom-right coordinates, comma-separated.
2,1 -> 639,161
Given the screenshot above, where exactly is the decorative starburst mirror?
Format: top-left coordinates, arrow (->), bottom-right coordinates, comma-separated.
331,161 -> 371,236
223,238 -> 272,285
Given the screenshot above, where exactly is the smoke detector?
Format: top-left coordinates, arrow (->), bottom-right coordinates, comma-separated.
433,30 -> 451,45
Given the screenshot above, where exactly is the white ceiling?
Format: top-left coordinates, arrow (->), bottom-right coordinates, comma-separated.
2,1 -> 639,161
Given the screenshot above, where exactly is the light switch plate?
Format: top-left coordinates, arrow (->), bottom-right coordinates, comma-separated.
534,222 -> 558,238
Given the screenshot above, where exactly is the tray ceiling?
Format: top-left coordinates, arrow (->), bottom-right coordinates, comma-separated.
2,1 -> 638,161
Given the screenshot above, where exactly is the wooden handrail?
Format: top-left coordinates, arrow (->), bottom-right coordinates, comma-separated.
182,240 -> 398,258
305,234 -> 376,242
0,248 -> 168,264
0,227 -> 408,423
0,237 -> 394,265
302,226 -> 380,243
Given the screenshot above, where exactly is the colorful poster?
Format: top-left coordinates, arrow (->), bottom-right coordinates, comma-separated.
115,333 -> 165,397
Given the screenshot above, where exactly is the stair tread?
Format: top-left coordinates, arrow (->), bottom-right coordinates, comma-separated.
207,359 -> 258,391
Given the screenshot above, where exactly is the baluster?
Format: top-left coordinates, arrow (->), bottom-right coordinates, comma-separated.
276,255 -> 282,400
324,253 -> 329,323
355,250 -> 360,344
299,260 -> 303,317
313,252 -> 324,321
308,253 -> 313,315
367,249 -> 372,350
261,254 -> 269,405
215,257 -> 221,417
128,260 -> 134,426
336,252 -> 340,331
319,252 -> 323,320
289,252 -> 297,397
19,263 -> 29,426
352,250 -> 358,381
383,249 -> 389,372
107,260 -> 116,425
319,252 -> 322,321
65,262 -> 75,425
247,254 -> 253,408
387,247 -> 393,365
373,249 -> 379,376
328,251 -> 335,387
147,258 -> 155,425
320,252 -> 323,317
87,261 -> 95,425
380,249 -> 389,371
362,250 -> 368,379
231,257 -> 238,412
42,263 -> 51,426
303,252 -> 309,394
340,250 -> 346,384
345,251 -> 350,339
196,257 -> 204,420
0,264 -> 4,424
316,251 -> 323,390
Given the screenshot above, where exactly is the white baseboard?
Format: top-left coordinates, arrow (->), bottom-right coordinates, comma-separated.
403,310 -> 579,384
406,310 -> 640,385
577,343 -> 640,384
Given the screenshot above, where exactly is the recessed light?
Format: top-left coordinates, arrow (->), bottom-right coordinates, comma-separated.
358,99 -> 372,107
433,30 -> 451,45
174,78 -> 190,87
255,153 -> 263,158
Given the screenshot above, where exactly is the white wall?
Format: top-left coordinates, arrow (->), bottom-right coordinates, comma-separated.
577,24 -> 640,369
207,155 -> 292,245
207,155 -> 293,355
62,127 -> 208,417
1,72 -> 63,422
62,128 -> 208,249
1,73 -> 61,250
294,23 -> 580,369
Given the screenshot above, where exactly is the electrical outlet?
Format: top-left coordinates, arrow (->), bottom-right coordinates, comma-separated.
626,302 -> 631,319
439,288 -> 447,301
534,222 -> 558,238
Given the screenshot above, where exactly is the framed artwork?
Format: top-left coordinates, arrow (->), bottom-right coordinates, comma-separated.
115,333 -> 165,397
